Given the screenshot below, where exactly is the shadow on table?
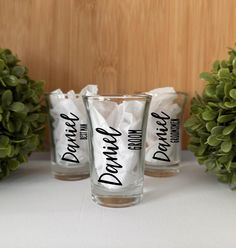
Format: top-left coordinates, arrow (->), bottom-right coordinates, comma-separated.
142,165 -> 210,204
0,161 -> 52,185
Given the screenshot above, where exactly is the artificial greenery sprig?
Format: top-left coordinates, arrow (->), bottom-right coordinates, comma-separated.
0,48 -> 45,179
185,46 -> 236,189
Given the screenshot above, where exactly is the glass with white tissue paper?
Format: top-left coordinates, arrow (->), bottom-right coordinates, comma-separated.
145,92 -> 187,177
83,94 -> 151,207
46,86 -> 97,180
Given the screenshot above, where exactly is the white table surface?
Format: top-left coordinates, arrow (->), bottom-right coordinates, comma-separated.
0,151 -> 235,248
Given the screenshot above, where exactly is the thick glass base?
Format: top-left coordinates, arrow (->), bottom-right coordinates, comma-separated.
53,172 -> 89,181
145,164 -> 180,177
92,194 -> 142,208
51,163 -> 89,181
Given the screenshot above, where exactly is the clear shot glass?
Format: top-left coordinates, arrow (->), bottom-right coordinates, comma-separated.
145,92 -> 187,177
46,92 -> 90,180
83,94 -> 151,207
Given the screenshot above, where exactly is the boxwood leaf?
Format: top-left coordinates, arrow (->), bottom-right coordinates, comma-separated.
206,121 -> 216,132
217,114 -> 235,123
229,89 -> 236,99
213,60 -> 220,71
202,110 -> 217,121
216,83 -> 225,98
211,126 -> 224,135
8,145 -> 15,157
9,102 -> 25,112
17,153 -> 28,163
206,135 -> 221,146
11,66 -> 26,78
208,102 -> 218,108
224,82 -> 233,97
7,120 -> 15,133
5,54 -> 18,65
2,89 -> 13,107
15,119 -> 22,132
8,160 -> 19,171
27,113 -> 39,121
0,59 -> 5,73
0,135 -> 9,145
218,102 -> 229,109
13,111 -> 28,119
221,140 -> 232,153
197,144 -> 207,156
224,101 -> 236,108
223,124 -> 236,135
200,72 -> 215,83
0,146 -> 11,158
218,155 -> 230,164
22,123 -> 29,136
18,78 -> 27,84
233,58 -> 236,69
4,75 -> 18,86
220,60 -> 228,69
218,68 -> 230,79
0,78 -> 6,87
204,85 -> 216,97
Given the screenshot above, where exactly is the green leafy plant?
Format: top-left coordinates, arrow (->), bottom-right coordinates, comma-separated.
185,46 -> 236,189
0,48 -> 45,179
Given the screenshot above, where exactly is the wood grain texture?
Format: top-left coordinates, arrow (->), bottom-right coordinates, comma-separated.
1,0 -> 236,147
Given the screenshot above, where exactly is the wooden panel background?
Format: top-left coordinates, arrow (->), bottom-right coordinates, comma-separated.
1,0 -> 236,147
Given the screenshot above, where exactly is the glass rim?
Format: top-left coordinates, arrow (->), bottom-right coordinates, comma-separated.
144,91 -> 187,97
83,94 -> 152,101
45,91 -> 187,99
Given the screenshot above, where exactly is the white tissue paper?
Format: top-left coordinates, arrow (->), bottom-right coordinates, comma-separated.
88,99 -> 146,190
49,85 -> 98,167
145,87 -> 182,165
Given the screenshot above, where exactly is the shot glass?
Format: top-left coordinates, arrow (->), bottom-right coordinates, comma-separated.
145,92 -> 187,177
46,92 -> 90,180
83,94 -> 151,207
